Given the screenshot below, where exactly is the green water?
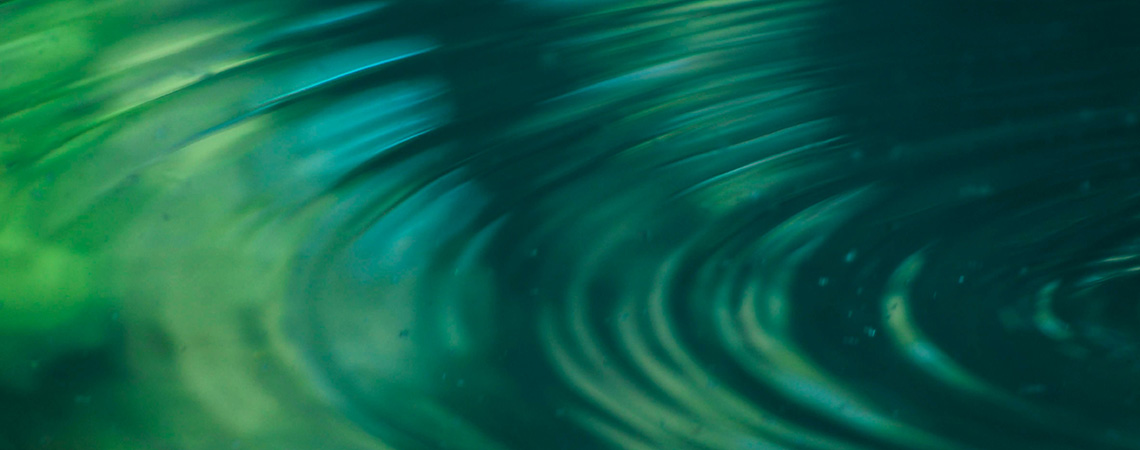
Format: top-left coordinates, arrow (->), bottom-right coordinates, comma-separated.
3,1 -> 1140,449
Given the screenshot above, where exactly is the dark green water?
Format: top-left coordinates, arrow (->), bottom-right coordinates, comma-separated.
3,1 -> 1140,449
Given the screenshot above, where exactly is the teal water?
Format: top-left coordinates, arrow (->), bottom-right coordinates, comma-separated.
3,1 -> 1140,449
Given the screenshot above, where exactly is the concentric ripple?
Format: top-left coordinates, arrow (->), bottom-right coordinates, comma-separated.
3,0 -> 1140,449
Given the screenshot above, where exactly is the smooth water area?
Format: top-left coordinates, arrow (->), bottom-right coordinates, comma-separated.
2,1 -> 1140,449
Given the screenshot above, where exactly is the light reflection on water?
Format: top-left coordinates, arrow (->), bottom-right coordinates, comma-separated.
2,1 -> 1140,449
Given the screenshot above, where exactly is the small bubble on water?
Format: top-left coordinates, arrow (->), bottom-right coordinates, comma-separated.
540,51 -> 558,67
845,250 -> 857,263
818,277 -> 829,286
958,275 -> 965,284
884,145 -> 902,160
958,184 -> 993,197
864,327 -> 877,337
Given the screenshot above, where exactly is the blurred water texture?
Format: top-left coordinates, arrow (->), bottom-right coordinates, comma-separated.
3,0 -> 1140,449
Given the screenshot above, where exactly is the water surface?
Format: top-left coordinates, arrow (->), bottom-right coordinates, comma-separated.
2,1 -> 1140,449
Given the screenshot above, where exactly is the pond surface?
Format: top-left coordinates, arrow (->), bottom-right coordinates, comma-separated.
2,1 -> 1140,449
